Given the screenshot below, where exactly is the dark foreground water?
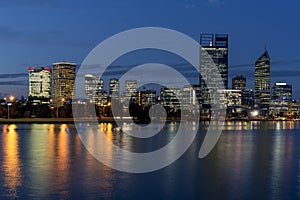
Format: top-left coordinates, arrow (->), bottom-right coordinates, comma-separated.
0,121 -> 300,199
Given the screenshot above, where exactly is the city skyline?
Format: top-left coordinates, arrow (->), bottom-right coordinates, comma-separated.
1,0 -> 300,98
1,2 -> 300,199
3,46 -> 298,103
12,33 -> 296,109
20,38 -> 295,120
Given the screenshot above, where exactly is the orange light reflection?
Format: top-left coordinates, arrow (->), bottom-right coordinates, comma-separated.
2,124 -> 22,198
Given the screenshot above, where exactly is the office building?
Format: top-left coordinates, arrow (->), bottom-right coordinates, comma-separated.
288,101 -> 300,118
28,66 -> 51,98
182,84 -> 200,111
269,99 -> 289,117
241,89 -> 255,109
95,90 -> 109,106
271,82 -> 292,102
159,86 -> 181,111
85,74 -> 103,102
200,33 -> 228,107
109,78 -> 119,100
124,80 -> 137,103
220,89 -> 242,107
137,90 -> 156,107
255,50 -> 270,113
53,61 -> 76,102
232,75 -> 246,89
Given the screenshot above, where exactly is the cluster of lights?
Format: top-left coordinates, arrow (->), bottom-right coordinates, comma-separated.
3,96 -> 15,119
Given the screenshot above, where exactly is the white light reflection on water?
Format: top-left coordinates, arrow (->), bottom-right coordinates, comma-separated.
220,121 -> 296,131
269,131 -> 287,198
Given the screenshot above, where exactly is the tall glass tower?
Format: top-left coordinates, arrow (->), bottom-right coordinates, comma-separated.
255,50 -> 270,113
200,33 -> 228,107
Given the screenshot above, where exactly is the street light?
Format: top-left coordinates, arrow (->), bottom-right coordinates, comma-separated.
6,95 -> 14,119
9,95 -> 14,101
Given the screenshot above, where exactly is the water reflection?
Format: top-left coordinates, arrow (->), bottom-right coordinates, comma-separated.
269,132 -> 286,198
55,124 -> 70,198
26,124 -> 53,199
2,124 -> 22,199
221,121 -> 296,131
1,121 -> 300,199
84,123 -> 115,199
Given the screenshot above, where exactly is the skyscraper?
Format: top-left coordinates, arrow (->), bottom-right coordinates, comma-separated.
200,33 -> 228,107
84,74 -> 103,102
232,75 -> 246,89
125,80 -> 137,103
255,50 -> 270,112
109,78 -> 119,100
28,66 -> 51,98
53,62 -> 76,102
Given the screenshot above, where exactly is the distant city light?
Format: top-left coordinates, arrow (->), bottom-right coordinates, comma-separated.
251,110 -> 259,117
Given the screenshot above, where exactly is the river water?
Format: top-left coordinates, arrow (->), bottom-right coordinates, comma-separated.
0,121 -> 299,199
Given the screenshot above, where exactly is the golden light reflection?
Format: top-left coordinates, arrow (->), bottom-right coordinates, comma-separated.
26,124 -> 54,198
46,124 -> 70,198
108,123 -> 113,131
104,123 -> 115,158
79,123 -> 115,199
106,123 -> 113,141
87,123 -> 115,165
56,124 -> 69,196
48,124 -> 55,163
2,124 -> 22,198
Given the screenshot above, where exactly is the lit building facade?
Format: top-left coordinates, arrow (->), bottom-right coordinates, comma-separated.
182,84 -> 200,111
124,80 -> 137,103
232,75 -> 246,89
200,33 -> 228,107
219,89 -> 242,107
84,74 -> 103,102
159,86 -> 181,111
288,101 -> 300,118
271,82 -> 292,102
137,90 -> 156,107
109,78 -> 119,100
269,99 -> 289,117
53,62 -> 76,102
28,66 -> 51,98
241,89 -> 255,109
95,90 -> 109,106
255,50 -> 270,113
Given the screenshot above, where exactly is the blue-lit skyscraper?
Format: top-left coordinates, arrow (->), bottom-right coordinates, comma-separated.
200,33 -> 228,107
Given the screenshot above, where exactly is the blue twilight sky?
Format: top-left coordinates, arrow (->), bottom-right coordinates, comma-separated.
1,0 -> 300,98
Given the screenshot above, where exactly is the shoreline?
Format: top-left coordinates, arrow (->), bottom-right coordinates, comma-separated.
0,118 -> 298,124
